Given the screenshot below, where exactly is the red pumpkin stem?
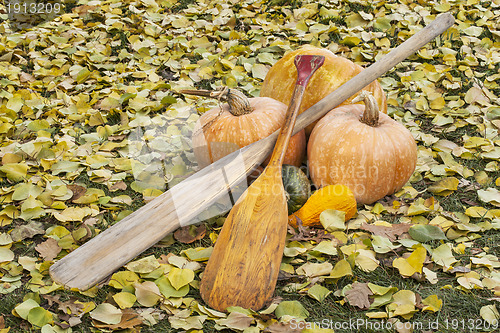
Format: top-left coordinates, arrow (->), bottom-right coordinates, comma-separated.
180,87 -> 254,116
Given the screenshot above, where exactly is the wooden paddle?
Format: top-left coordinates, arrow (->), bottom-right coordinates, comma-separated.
199,55 -> 324,311
49,13 -> 455,291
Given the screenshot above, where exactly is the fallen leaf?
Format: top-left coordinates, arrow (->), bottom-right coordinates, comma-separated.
408,224 -> 447,242
393,246 -> 427,277
320,209 -> 346,232
345,282 -> 373,310
90,303 -> 123,325
214,311 -> 254,331
478,188 -> 500,207
124,255 -> 160,274
174,224 -> 206,244
296,262 -> 333,277
386,290 -> 417,319
167,267 -> 195,290
112,292 -> 137,309
0,248 -> 15,264
421,294 -> 442,312
27,307 -> 54,328
307,284 -> 332,302
360,223 -> 411,241
275,301 -> 309,319
480,304 -> 500,325
168,309 -> 207,330
10,221 -> 45,242
93,309 -> 143,330
263,321 -> 302,333
108,271 -> 141,289
428,177 -> 459,196
35,238 -> 62,261
431,243 -> 457,270
329,259 -> 353,279
134,281 -> 161,307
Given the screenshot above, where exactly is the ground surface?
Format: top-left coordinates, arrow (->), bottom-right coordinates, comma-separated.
0,0 -> 500,332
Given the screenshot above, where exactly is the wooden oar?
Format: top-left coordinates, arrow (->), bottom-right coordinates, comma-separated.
199,55 -> 324,311
49,13 -> 454,291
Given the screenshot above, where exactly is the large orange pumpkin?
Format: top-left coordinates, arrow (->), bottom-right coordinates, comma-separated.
190,88 -> 306,168
260,45 -> 387,135
307,92 -> 417,205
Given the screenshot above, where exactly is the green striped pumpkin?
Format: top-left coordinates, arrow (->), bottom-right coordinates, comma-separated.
281,164 -> 311,215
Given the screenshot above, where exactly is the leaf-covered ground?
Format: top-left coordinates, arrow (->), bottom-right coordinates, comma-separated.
1,0 -> 500,332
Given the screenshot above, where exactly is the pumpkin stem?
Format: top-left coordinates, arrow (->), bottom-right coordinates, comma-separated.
353,91 -> 379,127
180,87 -> 254,116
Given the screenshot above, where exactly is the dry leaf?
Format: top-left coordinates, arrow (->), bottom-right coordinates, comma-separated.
360,223 -> 412,241
345,282 -> 373,310
174,224 -> 206,244
35,238 -> 62,261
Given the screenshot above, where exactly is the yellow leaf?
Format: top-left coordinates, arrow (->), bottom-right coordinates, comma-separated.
355,249 -> 380,272
168,267 -> 195,290
457,275 -> 483,290
429,216 -> 455,230
0,163 -> 29,181
320,209 -> 346,232
366,311 -> 388,319
75,68 -> 92,83
329,259 -> 352,279
427,177 -> 459,196
251,63 -> 268,80
367,283 -> 397,296
422,295 -> 442,312
13,299 -> 39,319
0,247 -> 15,263
406,198 -> 432,216
465,206 -> 492,219
478,188 -> 500,207
423,267 -> 439,284
387,290 -> 417,319
393,258 -> 418,277
90,303 -> 122,325
296,262 -> 333,277
393,246 -> 426,277
431,244 -> 457,270
2,153 -> 22,164
430,97 -> 446,109
480,305 -> 500,325
134,281 -> 161,307
53,207 -> 93,222
108,271 -> 140,289
6,94 -> 23,112
124,255 -> 160,274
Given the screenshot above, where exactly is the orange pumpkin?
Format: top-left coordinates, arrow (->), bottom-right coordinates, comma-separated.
190,88 -> 306,168
307,92 -> 417,205
260,45 -> 387,136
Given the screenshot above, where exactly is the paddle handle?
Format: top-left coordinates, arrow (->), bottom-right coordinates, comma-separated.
267,55 -> 324,166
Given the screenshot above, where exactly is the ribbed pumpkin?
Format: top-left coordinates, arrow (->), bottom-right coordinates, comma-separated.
307,92 -> 417,205
260,45 -> 387,136
188,88 -> 306,168
288,184 -> 357,228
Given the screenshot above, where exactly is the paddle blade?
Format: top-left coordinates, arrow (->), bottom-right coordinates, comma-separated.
295,54 -> 325,86
200,167 -> 288,311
